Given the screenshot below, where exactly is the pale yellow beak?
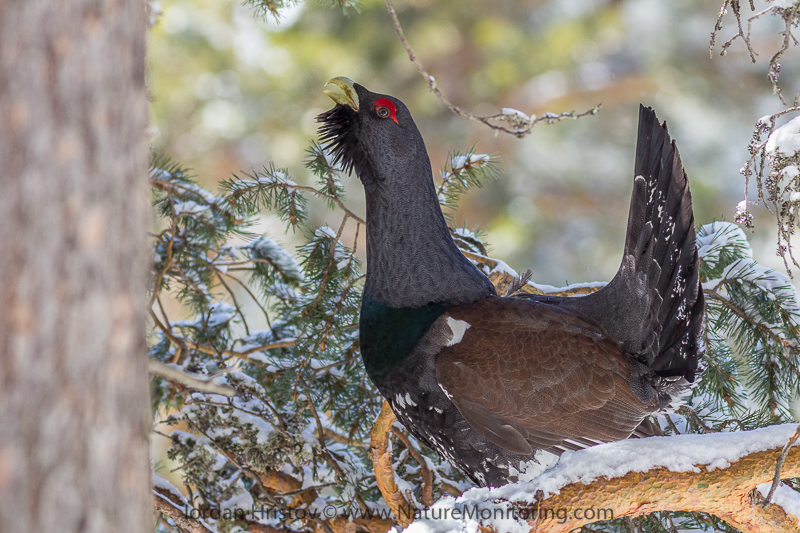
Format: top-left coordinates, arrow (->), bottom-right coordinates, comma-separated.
323,77 -> 359,112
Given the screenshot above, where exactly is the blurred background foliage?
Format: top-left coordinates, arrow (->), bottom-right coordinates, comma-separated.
148,0 -> 799,288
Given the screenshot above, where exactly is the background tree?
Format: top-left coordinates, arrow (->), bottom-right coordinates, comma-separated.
147,1 -> 800,532
0,1 -> 152,532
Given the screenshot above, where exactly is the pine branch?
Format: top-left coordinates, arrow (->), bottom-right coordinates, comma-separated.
150,308 -> 296,362
369,401 -> 414,527
148,360 -> 236,397
407,426 -> 800,533
153,492 -> 220,533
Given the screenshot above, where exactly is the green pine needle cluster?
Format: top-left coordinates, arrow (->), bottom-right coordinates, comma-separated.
242,0 -> 359,22
694,221 -> 800,427
435,148 -> 501,221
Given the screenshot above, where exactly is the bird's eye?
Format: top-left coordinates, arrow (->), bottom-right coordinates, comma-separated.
374,98 -> 398,123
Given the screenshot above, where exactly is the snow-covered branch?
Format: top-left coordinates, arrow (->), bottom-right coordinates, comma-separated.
406,425 -> 800,533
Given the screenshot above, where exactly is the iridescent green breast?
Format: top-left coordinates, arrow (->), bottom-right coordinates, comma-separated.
359,297 -> 447,383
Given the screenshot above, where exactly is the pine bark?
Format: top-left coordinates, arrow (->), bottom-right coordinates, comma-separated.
522,444 -> 800,532
0,1 -> 151,532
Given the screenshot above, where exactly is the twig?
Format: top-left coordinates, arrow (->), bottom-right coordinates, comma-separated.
710,1 -> 799,107
215,271 -> 250,335
678,406 -> 742,433
279,182 -> 364,224
152,293 -> 186,365
273,482 -> 337,498
148,359 -> 236,396
383,0 -> 600,138
217,267 -> 272,329
391,427 -> 434,507
313,354 -> 360,373
761,423 -> 800,505
185,420 -> 336,533
710,0 -> 758,61
705,290 -> 800,360
148,194 -> 179,310
664,413 -> 682,436
304,382 -> 370,512
173,262 -> 211,304
149,307 -> 188,364
761,7 -> 798,105
323,427 -> 368,447
150,310 -> 296,361
737,106 -> 800,272
150,177 -> 241,224
302,212 -> 350,323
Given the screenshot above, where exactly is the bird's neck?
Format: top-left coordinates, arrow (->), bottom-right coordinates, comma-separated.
360,157 -> 496,309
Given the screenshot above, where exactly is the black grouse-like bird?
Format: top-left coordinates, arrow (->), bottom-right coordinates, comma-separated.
317,77 -> 704,487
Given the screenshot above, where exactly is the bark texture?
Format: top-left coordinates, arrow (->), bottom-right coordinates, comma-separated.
368,407 -> 800,533
0,1 -> 151,532
523,444 -> 800,532
370,401 -> 414,527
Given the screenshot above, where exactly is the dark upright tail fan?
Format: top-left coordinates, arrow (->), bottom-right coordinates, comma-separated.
559,105 -> 704,395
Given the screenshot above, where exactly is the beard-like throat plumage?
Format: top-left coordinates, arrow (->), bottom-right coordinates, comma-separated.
317,104 -> 364,177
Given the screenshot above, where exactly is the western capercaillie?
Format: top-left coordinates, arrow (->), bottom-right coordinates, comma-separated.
318,77 -> 704,487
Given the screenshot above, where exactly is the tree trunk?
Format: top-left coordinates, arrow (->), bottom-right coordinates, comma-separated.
0,1 -> 151,532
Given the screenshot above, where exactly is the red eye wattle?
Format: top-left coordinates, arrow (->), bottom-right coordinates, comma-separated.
374,98 -> 398,124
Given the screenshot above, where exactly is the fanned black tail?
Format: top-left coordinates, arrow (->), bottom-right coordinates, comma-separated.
630,105 -> 704,381
556,105 -> 704,391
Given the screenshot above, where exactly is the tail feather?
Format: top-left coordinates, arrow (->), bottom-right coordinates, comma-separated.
555,105 -> 704,387
637,107 -> 703,380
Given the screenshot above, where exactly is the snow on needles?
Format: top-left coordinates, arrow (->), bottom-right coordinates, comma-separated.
172,301 -> 237,329
697,220 -> 800,326
406,425 -> 800,533
712,258 -> 800,318
451,154 -> 490,172
696,221 -> 751,268
698,222 -> 800,318
247,235 -> 304,282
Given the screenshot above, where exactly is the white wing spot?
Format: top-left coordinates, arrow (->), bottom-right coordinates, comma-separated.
446,317 -> 471,347
405,393 -> 417,407
395,394 -> 406,408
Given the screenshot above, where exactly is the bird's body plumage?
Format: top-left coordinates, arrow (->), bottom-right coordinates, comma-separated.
318,79 -> 704,487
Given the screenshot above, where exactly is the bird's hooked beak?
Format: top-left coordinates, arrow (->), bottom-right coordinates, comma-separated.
324,77 -> 359,112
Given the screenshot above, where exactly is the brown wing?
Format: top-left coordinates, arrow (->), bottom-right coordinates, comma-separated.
436,297 -> 658,455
